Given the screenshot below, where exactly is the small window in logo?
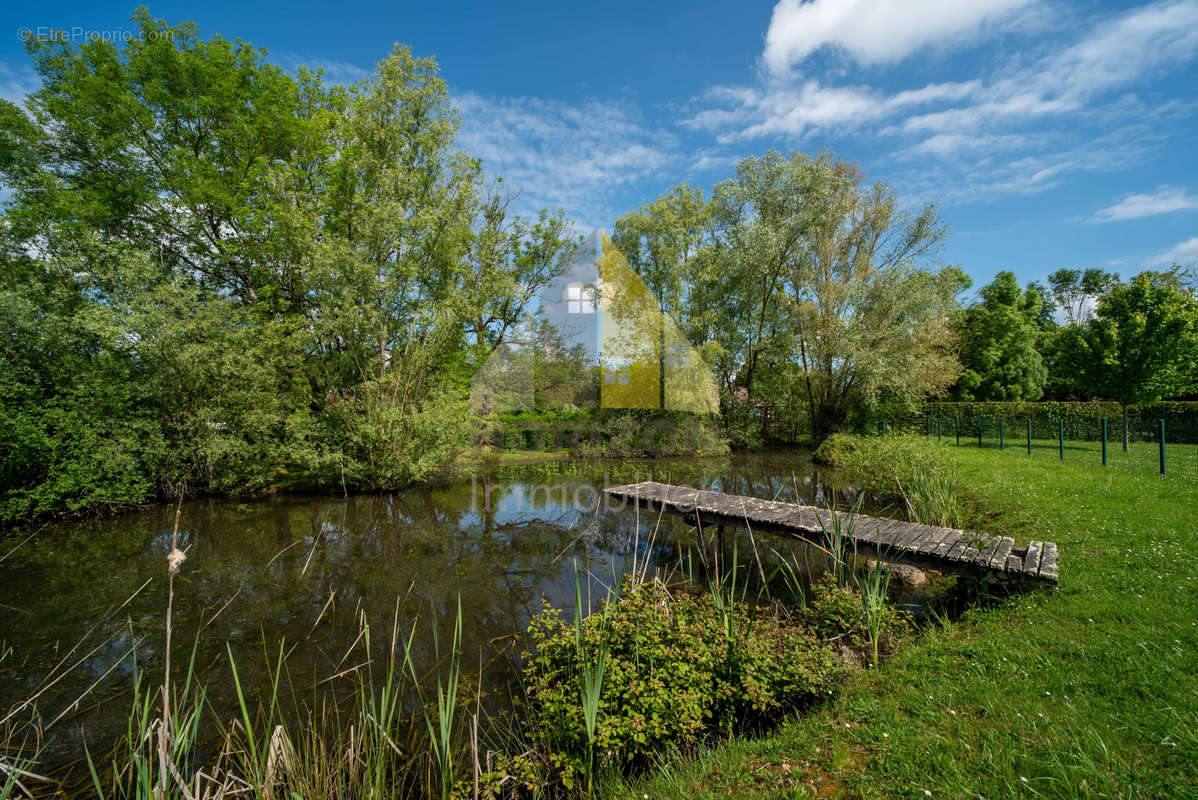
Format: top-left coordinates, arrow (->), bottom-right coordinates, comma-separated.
603,358 -> 631,385
664,341 -> 690,368
566,284 -> 595,314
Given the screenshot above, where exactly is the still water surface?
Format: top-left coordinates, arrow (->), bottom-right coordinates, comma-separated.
0,451 -> 874,767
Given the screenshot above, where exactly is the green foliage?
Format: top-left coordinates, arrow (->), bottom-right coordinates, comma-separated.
814,433 -> 945,493
523,580 -> 841,785
613,152 -> 965,445
326,382 -> 473,490
487,409 -> 729,459
926,399 -> 1198,428
1054,273 -> 1198,406
0,14 -> 576,521
814,434 -> 966,525
951,271 -> 1048,401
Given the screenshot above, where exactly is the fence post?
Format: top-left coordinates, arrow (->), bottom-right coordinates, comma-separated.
1102,418 -> 1108,466
883,419 -> 889,436
999,418 -> 1005,450
937,415 -> 942,442
978,417 -> 983,448
955,415 -> 960,446
1058,420 -> 1064,460
1159,419 -> 1166,476
1026,418 -> 1032,455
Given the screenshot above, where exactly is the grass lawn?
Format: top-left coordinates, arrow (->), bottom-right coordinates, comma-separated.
607,446 -> 1198,799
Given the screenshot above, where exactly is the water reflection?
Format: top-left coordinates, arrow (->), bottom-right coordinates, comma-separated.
0,450 -> 860,769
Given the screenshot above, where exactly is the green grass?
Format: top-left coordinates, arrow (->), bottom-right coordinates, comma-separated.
934,436 -> 1198,479
607,446 -> 1198,799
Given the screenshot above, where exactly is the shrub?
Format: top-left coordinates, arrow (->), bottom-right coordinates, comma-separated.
803,573 -> 908,666
326,382 -> 473,490
490,410 -> 730,459
813,433 -> 967,526
522,580 -> 841,787
814,433 -> 947,492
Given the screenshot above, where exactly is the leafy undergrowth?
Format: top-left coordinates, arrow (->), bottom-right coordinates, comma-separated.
607,445 -> 1198,799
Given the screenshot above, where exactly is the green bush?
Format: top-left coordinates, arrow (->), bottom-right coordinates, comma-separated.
814,433 -> 968,526
522,580 -> 841,786
802,573 -> 906,657
814,433 -> 947,492
326,382 -> 473,490
490,410 -> 730,458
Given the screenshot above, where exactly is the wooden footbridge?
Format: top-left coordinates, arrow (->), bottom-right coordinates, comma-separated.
605,482 -> 1059,585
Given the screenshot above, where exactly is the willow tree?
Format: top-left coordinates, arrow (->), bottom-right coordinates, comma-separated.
785,154 -> 964,440
612,185 -> 712,407
1,14 -> 579,514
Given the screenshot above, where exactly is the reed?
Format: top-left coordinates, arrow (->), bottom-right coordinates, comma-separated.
404,598 -> 464,800
815,494 -> 863,587
853,548 -> 895,668
897,462 -> 966,528
572,561 -> 614,797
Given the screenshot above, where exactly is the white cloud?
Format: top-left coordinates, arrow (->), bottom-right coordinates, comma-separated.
899,0 -> 1198,135
1093,186 -> 1198,222
893,132 -> 1030,160
700,0 -> 1198,144
455,93 -> 679,229
686,78 -> 980,140
1145,236 -> 1198,266
683,0 -> 1198,206
762,0 -> 1035,72
275,54 -> 370,85
0,60 -> 40,105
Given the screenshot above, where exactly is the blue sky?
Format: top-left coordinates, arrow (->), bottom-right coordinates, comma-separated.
2,0 -> 1197,291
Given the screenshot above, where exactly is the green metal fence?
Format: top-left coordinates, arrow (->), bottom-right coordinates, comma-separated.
889,414 -> 1197,478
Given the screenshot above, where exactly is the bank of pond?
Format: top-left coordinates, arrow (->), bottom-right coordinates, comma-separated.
0,450 -> 978,798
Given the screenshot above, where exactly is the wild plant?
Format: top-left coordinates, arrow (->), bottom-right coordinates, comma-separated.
897,462 -> 966,528
816,494 -> 864,587
404,596 -> 464,799
573,561 -> 614,797
854,546 -> 895,668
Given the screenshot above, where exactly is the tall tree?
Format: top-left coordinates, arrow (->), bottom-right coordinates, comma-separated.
0,14 -> 578,516
1047,268 -> 1119,326
612,185 -> 712,408
784,154 -> 963,439
1058,272 -> 1198,446
951,271 -> 1049,401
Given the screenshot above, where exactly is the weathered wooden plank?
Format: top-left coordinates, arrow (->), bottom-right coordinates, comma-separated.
1022,540 -> 1043,576
957,534 -> 987,564
861,518 -> 903,549
1038,541 -> 1059,582
605,482 -> 1059,586
945,535 -> 972,562
974,536 -> 1002,567
891,523 -> 930,551
933,530 -> 963,559
914,527 -> 953,555
989,536 -> 1015,570
899,524 -> 936,553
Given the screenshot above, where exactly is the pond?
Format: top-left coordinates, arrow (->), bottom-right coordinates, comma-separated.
0,450 -> 884,774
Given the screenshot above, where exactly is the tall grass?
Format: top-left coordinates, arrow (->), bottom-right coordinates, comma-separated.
404,598 -> 464,799
853,548 -> 895,668
816,494 -> 863,588
897,463 -> 967,528
572,561 -> 614,797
